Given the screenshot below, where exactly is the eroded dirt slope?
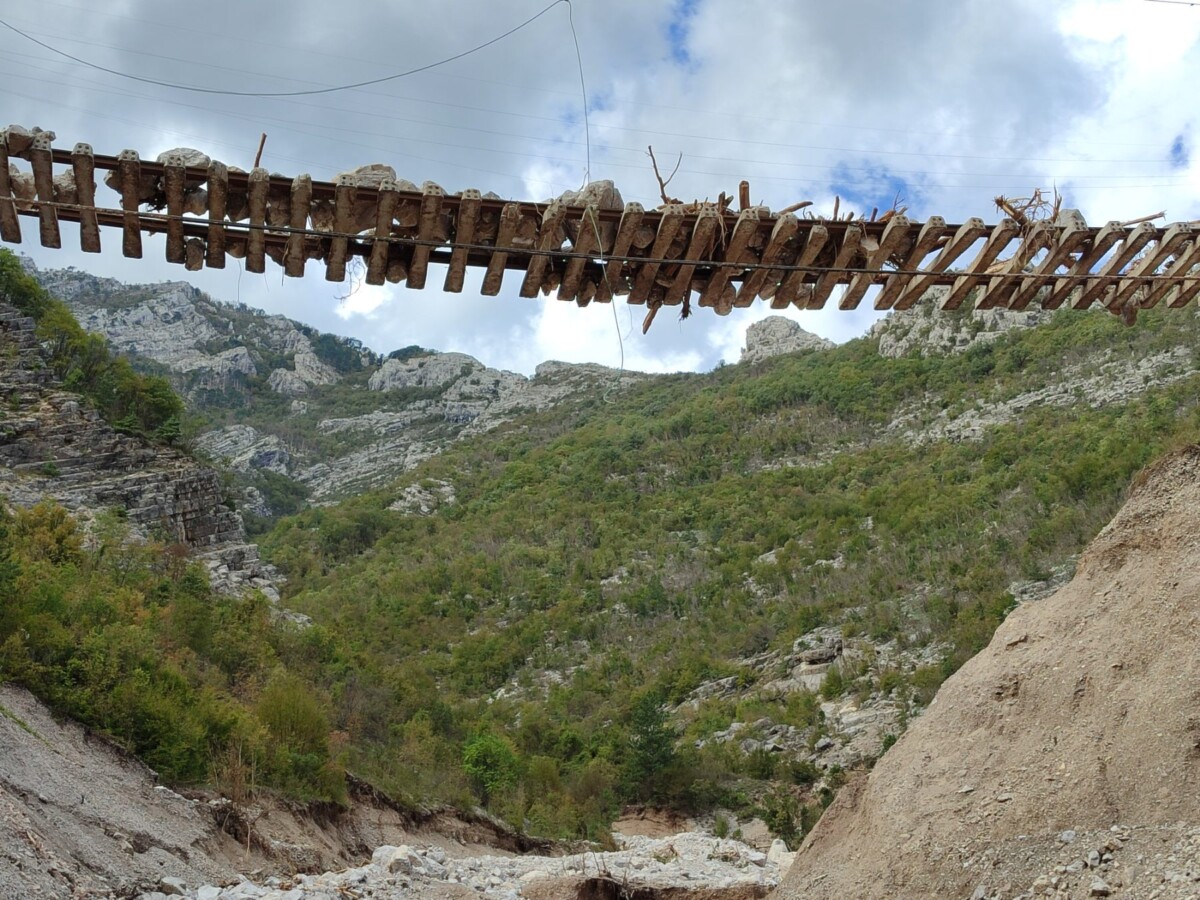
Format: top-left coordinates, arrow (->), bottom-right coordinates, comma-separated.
0,682 -> 552,898
778,445 -> 1200,900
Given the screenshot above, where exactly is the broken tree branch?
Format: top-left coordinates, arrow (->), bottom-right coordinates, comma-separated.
1118,211 -> 1166,227
647,145 -> 682,206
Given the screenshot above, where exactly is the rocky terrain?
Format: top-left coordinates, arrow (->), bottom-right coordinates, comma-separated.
0,302 -> 279,599
27,260 -> 647,507
777,445 -> 1200,899
0,680 -> 789,900
36,260 -> 1167,521
740,317 -> 834,364
134,833 -> 788,900
869,293 -> 1054,359
671,561 -> 1072,780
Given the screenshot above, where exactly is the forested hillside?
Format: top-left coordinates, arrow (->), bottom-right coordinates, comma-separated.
260,301 -> 1200,840
5,248 -> 1200,847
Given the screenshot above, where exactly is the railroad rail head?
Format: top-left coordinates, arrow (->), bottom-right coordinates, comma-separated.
3,126 -> 1200,317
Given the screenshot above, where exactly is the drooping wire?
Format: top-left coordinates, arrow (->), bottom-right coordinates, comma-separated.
563,1 -> 625,388
565,0 -> 591,185
0,1 -> 569,98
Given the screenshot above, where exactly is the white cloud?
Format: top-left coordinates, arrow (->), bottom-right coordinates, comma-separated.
332,281 -> 390,320
6,0 -> 1200,374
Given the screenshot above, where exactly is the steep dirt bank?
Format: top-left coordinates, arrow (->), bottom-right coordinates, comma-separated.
777,446 -> 1200,899
0,683 -> 553,898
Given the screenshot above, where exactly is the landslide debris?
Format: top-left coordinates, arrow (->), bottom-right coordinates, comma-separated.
777,445 -> 1200,899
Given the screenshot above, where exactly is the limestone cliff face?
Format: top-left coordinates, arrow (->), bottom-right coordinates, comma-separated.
740,316 -> 834,363
25,262 -> 645,506
299,356 -> 642,500
30,261 -> 365,398
0,304 -> 279,599
870,287 -> 1054,358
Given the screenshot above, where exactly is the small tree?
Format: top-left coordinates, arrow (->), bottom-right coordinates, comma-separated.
624,691 -> 677,798
462,732 -> 519,806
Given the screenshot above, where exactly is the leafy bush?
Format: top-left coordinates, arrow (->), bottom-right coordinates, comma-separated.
0,503 -> 343,803
462,732 -> 519,805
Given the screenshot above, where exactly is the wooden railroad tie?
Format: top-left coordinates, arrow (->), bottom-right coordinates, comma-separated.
3,128 -> 1200,314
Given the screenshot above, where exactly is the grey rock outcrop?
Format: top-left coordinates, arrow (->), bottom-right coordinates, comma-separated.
887,345 -> 1197,443
388,479 -> 456,515
194,425 -> 291,475
28,261 -> 359,398
266,368 -> 309,395
368,352 -> 492,392
0,303 -> 279,600
22,263 -> 648,506
872,288 -> 1053,359
741,316 -> 834,363
287,353 -> 641,501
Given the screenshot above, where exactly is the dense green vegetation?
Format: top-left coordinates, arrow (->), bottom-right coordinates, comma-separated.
0,251 -> 183,440
0,504 -> 345,803
252,302 -> 1200,840
6,250 -> 1200,844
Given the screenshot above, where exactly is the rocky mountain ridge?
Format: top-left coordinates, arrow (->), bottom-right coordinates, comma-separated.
24,259 -> 1082,516
0,302 -> 279,600
25,260 -> 649,508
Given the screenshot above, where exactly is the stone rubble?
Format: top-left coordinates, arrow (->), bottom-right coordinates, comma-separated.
135,832 -> 788,900
957,823 -> 1200,900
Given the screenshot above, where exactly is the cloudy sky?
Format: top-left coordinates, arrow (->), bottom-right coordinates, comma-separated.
4,0 -> 1200,373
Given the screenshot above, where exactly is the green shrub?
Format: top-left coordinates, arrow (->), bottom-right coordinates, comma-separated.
819,666 -> 845,700
462,732 -> 519,805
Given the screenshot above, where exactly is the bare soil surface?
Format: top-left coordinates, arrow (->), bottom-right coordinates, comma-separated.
0,681 -> 552,899
777,445 -> 1200,899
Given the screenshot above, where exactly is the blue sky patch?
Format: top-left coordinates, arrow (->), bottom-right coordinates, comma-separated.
1169,134 -> 1189,170
666,0 -> 699,65
829,162 -> 916,219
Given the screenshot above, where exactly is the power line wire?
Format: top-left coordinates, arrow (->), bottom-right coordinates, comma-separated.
0,25 -> 1180,165
566,0 -> 590,185
4,3 -> 1174,151
4,52 -> 1182,184
5,73 -> 1187,197
0,0 -> 569,97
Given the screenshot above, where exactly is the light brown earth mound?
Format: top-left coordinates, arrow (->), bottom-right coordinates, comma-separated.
777,445 -> 1200,900
0,682 -> 553,897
